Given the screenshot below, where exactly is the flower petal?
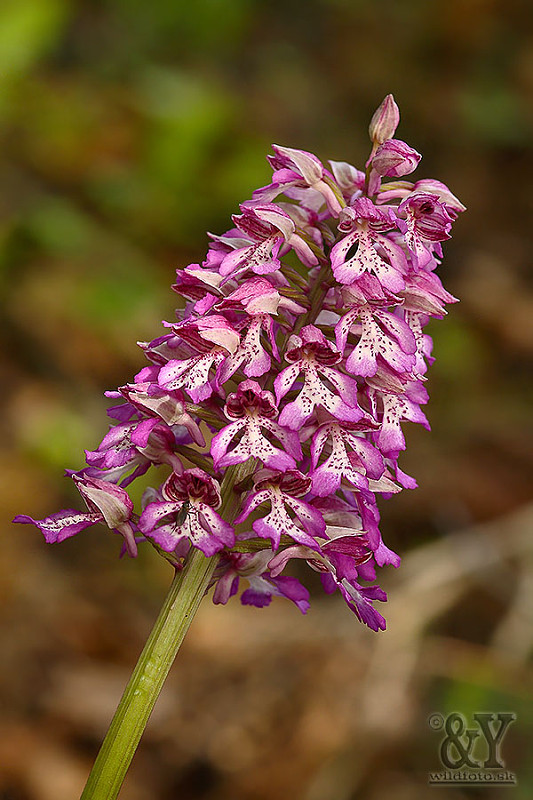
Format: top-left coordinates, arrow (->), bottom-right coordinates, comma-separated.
13,510 -> 102,544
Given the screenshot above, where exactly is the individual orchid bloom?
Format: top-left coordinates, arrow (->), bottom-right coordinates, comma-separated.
211,380 -> 301,470
275,325 -> 363,430
267,534 -> 386,630
331,198 -> 408,291
212,550 -> 310,613
219,204 -> 318,278
250,145 -> 344,217
370,138 -> 422,179
107,382 -> 205,446
335,301 -> 417,378
368,381 -> 430,454
213,278 -> 296,383
328,160 -> 366,203
234,468 -> 325,550
15,472 -> 138,555
397,192 -> 453,268
273,530 -> 388,628
171,262 -> 224,304
259,486 -> 391,629
139,469 -> 234,557
157,316 -> 240,402
310,421 -> 385,496
85,418 -> 183,487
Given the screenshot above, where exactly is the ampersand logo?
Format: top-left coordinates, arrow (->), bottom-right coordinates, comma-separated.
440,713 -> 480,768
427,711 -> 517,786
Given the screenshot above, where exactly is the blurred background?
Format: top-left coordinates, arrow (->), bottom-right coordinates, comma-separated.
1,0 -> 532,798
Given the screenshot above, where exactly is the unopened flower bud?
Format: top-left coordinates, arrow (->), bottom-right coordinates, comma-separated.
368,94 -> 400,144
370,138 -> 421,178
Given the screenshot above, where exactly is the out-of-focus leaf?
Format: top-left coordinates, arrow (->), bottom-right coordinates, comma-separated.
112,0 -> 252,54
16,395 -> 94,471
0,0 -> 70,79
458,83 -> 529,145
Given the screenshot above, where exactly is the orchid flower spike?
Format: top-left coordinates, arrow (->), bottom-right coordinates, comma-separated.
15,95 -> 464,632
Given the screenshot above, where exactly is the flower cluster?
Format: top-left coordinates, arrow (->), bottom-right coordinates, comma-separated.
15,96 -> 464,631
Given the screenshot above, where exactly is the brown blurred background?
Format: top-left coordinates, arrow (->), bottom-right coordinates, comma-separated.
1,1 -> 533,798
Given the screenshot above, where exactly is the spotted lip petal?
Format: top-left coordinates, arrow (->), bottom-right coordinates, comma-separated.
213,551 -> 310,613
13,510 -> 103,544
331,227 -> 406,292
210,382 -> 301,471
275,325 -> 363,430
139,485 -> 234,557
235,470 -> 325,551
310,422 -> 384,497
158,349 -> 227,402
214,314 -> 277,384
340,306 -> 417,378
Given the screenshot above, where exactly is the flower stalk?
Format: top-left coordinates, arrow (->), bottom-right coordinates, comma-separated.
80,456 -> 256,799
81,549 -> 216,800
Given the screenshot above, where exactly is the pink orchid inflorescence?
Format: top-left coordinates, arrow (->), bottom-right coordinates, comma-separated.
15,96 -> 464,631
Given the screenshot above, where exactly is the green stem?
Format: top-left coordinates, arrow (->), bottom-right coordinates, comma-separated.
293,262 -> 333,335
80,549 -> 218,800
80,458 -> 256,799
